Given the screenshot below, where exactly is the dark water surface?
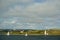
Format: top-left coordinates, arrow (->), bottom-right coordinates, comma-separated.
0,35 -> 60,40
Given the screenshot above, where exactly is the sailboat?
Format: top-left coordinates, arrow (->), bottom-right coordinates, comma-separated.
25,33 -> 28,36
7,31 -> 10,36
44,30 -> 48,35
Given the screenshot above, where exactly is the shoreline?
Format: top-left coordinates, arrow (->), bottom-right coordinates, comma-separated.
0,34 -> 60,35
0,29 -> 60,35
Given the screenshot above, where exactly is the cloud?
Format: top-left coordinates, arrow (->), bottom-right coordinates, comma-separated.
0,0 -> 60,29
0,0 -> 33,8
0,17 -> 60,29
1,0 -> 60,18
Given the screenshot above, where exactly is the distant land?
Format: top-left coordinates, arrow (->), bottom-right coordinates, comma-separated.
0,29 -> 60,35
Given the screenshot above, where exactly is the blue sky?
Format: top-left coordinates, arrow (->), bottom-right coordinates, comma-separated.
0,0 -> 60,30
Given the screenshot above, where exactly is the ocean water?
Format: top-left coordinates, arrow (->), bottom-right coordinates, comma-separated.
0,35 -> 60,40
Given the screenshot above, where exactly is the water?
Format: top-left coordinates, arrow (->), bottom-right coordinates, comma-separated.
0,35 -> 60,40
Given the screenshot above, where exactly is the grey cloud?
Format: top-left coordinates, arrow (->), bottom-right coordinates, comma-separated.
0,0 -> 60,29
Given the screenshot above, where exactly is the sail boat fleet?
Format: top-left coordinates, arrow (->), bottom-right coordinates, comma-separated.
6,26 -> 48,36
6,31 -> 28,36
6,30 -> 48,36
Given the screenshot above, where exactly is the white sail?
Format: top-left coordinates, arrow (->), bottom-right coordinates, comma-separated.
44,30 -> 47,35
44,30 -> 48,35
25,33 -> 28,36
7,31 -> 10,36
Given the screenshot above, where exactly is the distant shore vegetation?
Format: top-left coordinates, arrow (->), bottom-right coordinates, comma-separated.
0,29 -> 60,35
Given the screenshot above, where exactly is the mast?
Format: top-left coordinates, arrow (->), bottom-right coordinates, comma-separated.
42,24 -> 48,35
44,27 -> 48,35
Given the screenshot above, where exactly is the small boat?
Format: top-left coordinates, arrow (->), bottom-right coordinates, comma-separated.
44,30 -> 48,35
25,33 -> 28,36
7,31 -> 10,36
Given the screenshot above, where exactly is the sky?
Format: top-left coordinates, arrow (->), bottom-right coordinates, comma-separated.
0,0 -> 60,30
